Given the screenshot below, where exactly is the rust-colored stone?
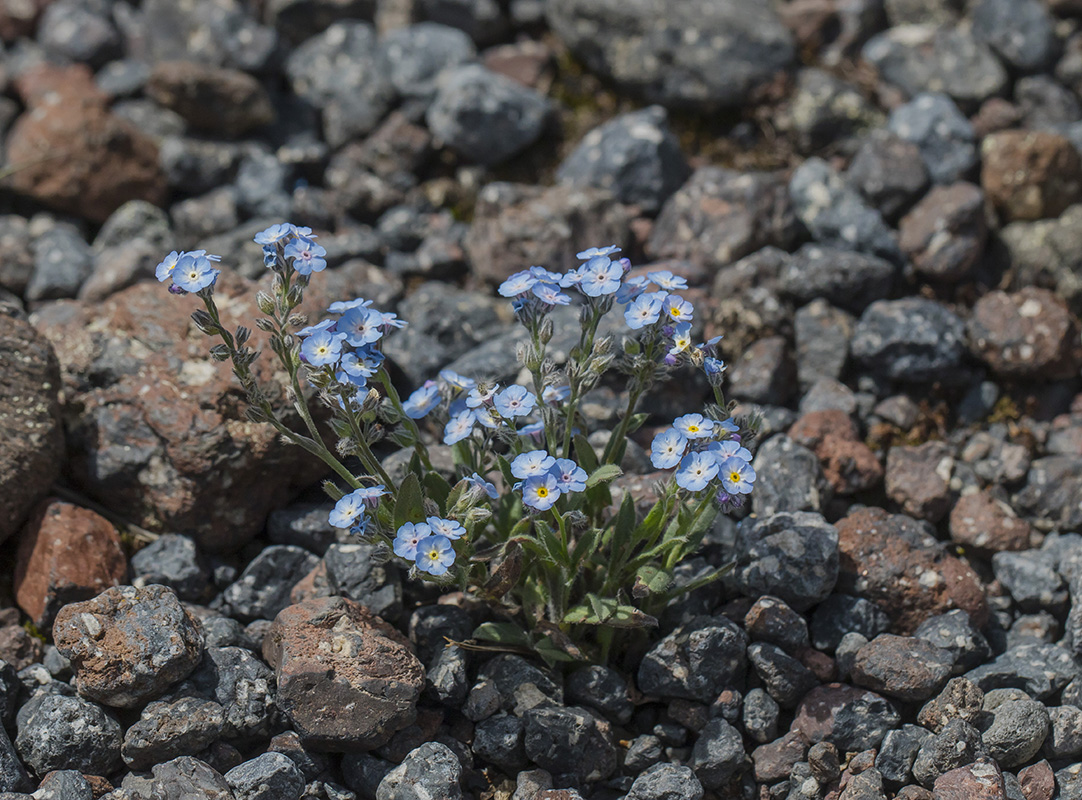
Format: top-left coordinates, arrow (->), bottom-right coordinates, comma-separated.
146,60 -> 275,138
933,759 -> 1006,800
14,499 -> 127,629
789,411 -> 883,495
1018,760 -> 1054,800
981,130 -> 1082,222
836,506 -> 988,634
0,0 -> 50,41
949,490 -> 1032,555
0,624 -> 44,670
885,441 -> 954,522
967,287 -> 1082,380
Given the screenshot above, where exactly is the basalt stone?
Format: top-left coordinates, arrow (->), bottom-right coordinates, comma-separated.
375,23 -> 475,108
267,504 -> 340,556
730,512 -> 838,612
524,706 -> 617,783
53,585 -> 204,709
26,223 -> 94,302
189,646 -> 280,743
0,726 -> 29,793
747,642 -> 819,708
899,182 -> 986,283
472,713 -> 526,773
911,719 -> 987,787
226,752 -> 306,800
983,131 -> 1082,223
479,654 -> 563,711
146,61 -> 275,138
971,0 -> 1056,72
14,692 -> 121,776
566,665 -> 633,724
992,551 -> 1068,613
948,491 -> 1032,556
887,93 -> 978,185
779,244 -> 895,314
689,718 -> 748,791
982,699 -> 1050,768
792,683 -> 901,752
932,759 -> 1006,800
788,157 -> 901,265
121,694 -> 226,770
744,688 -> 781,744
1044,705 -> 1082,759
876,725 -> 932,784
140,0 -> 277,72
786,68 -> 883,153
913,611 -> 992,674
426,644 -> 468,706
637,616 -> 748,703
1014,456 -> 1082,531
750,437 -> 832,518
964,643 -> 1082,699
885,441 -> 954,523
967,288 -> 1082,380
426,64 -> 552,166
811,595 -> 891,653
545,0 -> 795,111
130,534 -> 210,602
221,546 -> 321,622
846,130 -> 929,220
744,596 -> 810,654
850,634 -> 953,702
726,336 -> 796,406
850,298 -> 968,384
416,0 -> 507,46
323,543 -> 403,622
146,756 -> 234,800
626,762 -> 703,800
375,741 -> 462,800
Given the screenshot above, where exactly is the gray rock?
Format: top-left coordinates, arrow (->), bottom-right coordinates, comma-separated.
566,664 -> 633,724
131,534 -> 210,602
323,543 -> 403,622
744,687 -> 780,744
850,297 -> 968,383
690,718 -> 747,790
226,752 -> 306,800
409,605 -> 474,666
220,545 -> 321,621
1044,705 -> 1082,759
899,182 -> 986,283
624,734 -> 664,773
876,725 -> 932,784
26,223 -> 94,302
787,69 -> 883,153
32,769 -> 93,799
862,25 -> 1008,111
0,725 -> 29,793
121,693 -> 225,770
992,551 -> 1068,613
15,693 -> 121,776
981,699 -> 1050,768
171,188 -> 239,247
188,647 -> 280,743
911,719 -> 987,786
149,756 -> 234,800
1014,455 -> 1082,531
971,0 -> 1056,72
557,106 -> 689,214
426,644 -> 469,707
727,336 -> 796,406
417,0 -> 506,45
159,136 -> 242,195
1018,75 -> 1082,128
731,511 -> 838,612
637,616 -> 748,703
794,300 -> 854,388
523,706 -> 617,782
141,0 -> 277,72
38,2 -> 120,67
342,752 -> 395,798
743,596 -> 810,655
789,157 -> 901,264
478,655 -> 562,711
234,146 -> 291,220
377,22 -> 475,109
750,437 -> 831,518
472,713 -> 526,772
913,610 -> 992,674
267,504 -> 341,556
850,634 -> 953,702
546,0 -> 795,111
747,642 -> 819,708
780,243 -> 896,314
887,93 -> 978,185
0,216 -> 34,295
426,64 -> 552,166
626,762 -> 704,800
846,130 -> 930,221
965,643 -> 1082,699
794,684 -> 900,752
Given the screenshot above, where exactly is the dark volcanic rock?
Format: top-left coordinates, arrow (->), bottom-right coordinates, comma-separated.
851,297 -> 968,383
850,634 -> 953,702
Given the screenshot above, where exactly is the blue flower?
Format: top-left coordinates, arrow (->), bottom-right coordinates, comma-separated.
254,223 -> 296,245
532,282 -> 572,306
172,252 -> 221,293
427,516 -> 466,540
466,472 -> 498,499
663,294 -> 694,323
340,348 -> 383,380
625,293 -> 664,329
673,413 -> 714,440
443,409 -> 476,444
439,370 -> 475,392
474,407 -> 501,429
415,535 -> 456,575
394,522 -> 431,559
155,250 -> 183,283
328,492 -> 365,529
616,275 -> 649,304
466,383 -> 499,408
378,311 -> 406,330
559,267 -> 585,289
704,357 -> 725,376
328,297 -> 373,314
550,458 -> 587,493
511,449 -> 556,479
675,451 -> 719,492
338,306 -> 384,346
647,270 -> 688,291
718,455 -> 756,495
353,485 -> 387,508
495,385 -> 536,418
285,236 -> 327,275
708,440 -> 752,463
499,270 -> 538,297
297,319 -> 336,338
402,381 -> 441,419
668,322 -> 693,356
718,419 -> 740,433
578,256 -> 623,297
521,473 -> 561,511
519,420 -> 545,440
541,385 -> 570,404
530,266 -> 563,284
576,245 -> 621,259
650,428 -> 688,469
300,329 -> 345,366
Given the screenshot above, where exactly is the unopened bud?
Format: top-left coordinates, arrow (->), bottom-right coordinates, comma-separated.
539,316 -> 554,345
256,291 -> 275,315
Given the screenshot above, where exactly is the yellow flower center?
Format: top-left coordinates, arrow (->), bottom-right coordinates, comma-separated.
730,471 -> 741,482
687,425 -> 699,433
427,549 -> 439,560
670,308 -> 679,317
536,487 -> 549,498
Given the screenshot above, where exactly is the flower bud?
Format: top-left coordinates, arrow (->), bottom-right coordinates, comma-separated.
539,316 -> 554,345
256,292 -> 275,315
255,318 -> 276,333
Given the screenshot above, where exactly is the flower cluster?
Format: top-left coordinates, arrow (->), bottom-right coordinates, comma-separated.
651,415 -> 756,506
510,450 -> 587,511
392,517 -> 465,575
327,484 -> 388,534
155,250 -> 222,294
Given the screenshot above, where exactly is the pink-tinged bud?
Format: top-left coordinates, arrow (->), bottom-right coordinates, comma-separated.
618,257 -> 632,274
168,283 -> 185,294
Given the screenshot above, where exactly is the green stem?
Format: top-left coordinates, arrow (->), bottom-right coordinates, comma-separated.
377,367 -> 433,470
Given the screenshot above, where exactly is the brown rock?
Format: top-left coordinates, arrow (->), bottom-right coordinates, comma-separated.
981,130 -> 1082,222
483,40 -> 555,90
917,677 -> 986,734
970,98 -> 1022,140
836,506 -> 988,634
146,60 -> 275,138
851,634 -> 953,702
899,182 -> 987,283
885,441 -> 954,522
0,0 -> 49,41
0,624 -> 44,670
949,490 -> 1032,554
791,683 -> 899,751
289,560 -> 333,605
933,758 -> 1006,800
897,787 -> 935,800
12,62 -> 106,109
0,312 -> 64,545
789,410 -> 883,495
465,182 -> 632,284
752,730 -> 808,783
6,64 -> 165,223
14,499 -> 127,629
967,287 -> 1082,380
53,585 -> 204,708
1018,760 -> 1054,800
263,597 -> 423,751
789,409 -> 859,447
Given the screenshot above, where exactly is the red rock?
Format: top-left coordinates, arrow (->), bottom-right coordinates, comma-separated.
981,130 -> 1082,222
752,730 -> 808,783
789,410 -> 883,495
0,0 -> 50,41
970,98 -> 1022,140
263,597 -> 423,751
967,288 -> 1082,380
949,490 -> 1032,554
1018,760 -> 1054,800
0,624 -> 44,670
899,182 -> 986,283
14,499 -> 127,629
145,60 -> 275,138
289,560 -> 332,605
933,758 -> 1006,800
6,64 -> 166,223
12,62 -> 106,109
835,506 -> 988,634
789,410 -> 859,447
791,683 -> 897,751
885,441 -> 954,522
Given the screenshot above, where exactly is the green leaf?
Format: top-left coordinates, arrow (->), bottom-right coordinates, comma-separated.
321,480 -> 345,502
569,526 -> 600,567
393,473 -> 424,529
585,464 -> 623,489
534,519 -> 568,566
533,635 -> 580,665
573,433 -> 599,474
632,565 -> 672,599
564,596 -> 658,629
496,454 -> 516,492
626,413 -> 650,433
472,622 -> 531,648
423,471 -> 453,511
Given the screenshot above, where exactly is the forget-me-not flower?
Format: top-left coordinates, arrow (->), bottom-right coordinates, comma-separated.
155,250 -> 183,283
718,456 -> 756,495
708,440 -> 752,463
550,458 -> 587,493
466,383 -> 499,408
673,413 -> 714,440
511,449 -> 556,479
542,385 -> 570,404
532,282 -> 572,306
328,492 -> 365,529
439,370 -> 475,391
297,319 -> 336,338
675,450 -> 719,492
650,428 -> 688,469
328,297 -> 373,314
648,270 -> 688,291
578,257 -> 623,297
300,329 -> 344,366
427,516 -> 466,540
172,252 -> 221,293
415,535 -> 456,575
495,385 -> 536,418
338,306 -> 384,346
663,294 -> 694,323
443,409 -> 476,445
499,270 -> 537,297
402,381 -> 441,418
466,472 -> 499,499
576,245 -> 621,259
521,473 -> 561,511
254,223 -> 297,245
394,522 -> 431,559
625,293 -> 664,329
285,236 -> 327,275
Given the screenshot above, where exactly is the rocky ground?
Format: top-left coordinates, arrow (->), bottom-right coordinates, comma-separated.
1,0 -> 1082,798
